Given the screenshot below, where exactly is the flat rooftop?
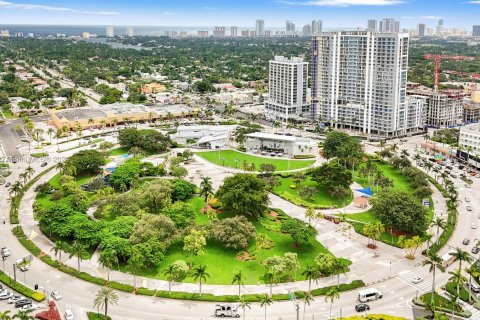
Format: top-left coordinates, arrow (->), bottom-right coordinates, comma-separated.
56,109 -> 107,121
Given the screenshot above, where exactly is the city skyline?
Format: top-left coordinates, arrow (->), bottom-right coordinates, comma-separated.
0,0 -> 479,28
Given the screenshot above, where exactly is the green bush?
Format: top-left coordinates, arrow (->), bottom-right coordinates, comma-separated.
136,287 -> 157,296
18,238 -> 42,256
0,270 -> 45,302
289,184 -> 297,189
86,312 -> 112,320
40,255 -> 62,268
30,152 -> 49,158
107,281 -> 135,292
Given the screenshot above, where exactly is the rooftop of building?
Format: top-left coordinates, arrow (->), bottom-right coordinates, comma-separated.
460,123 -> 480,133
272,56 -> 305,63
244,132 -> 313,143
176,124 -> 237,132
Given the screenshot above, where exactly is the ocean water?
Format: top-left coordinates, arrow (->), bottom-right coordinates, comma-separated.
0,25 -> 267,37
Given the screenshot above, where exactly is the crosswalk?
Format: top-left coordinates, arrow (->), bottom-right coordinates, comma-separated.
464,304 -> 480,319
397,270 -> 431,293
0,224 -> 13,233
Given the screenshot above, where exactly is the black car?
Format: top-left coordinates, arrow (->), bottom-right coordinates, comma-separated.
41,162 -> 47,167
15,299 -> 32,308
472,247 -> 479,254
355,304 -> 370,312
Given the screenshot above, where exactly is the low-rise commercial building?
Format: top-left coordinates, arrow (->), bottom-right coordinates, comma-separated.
171,125 -> 237,149
49,103 -> 199,130
244,132 -> 318,157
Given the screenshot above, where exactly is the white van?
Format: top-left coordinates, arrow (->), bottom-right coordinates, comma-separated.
357,288 -> 383,302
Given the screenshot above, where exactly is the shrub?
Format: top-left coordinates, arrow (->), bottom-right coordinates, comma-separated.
210,216 -> 256,250
86,312 -> 112,320
136,287 -> 157,296
18,238 -> 42,256
289,184 -> 297,189
0,270 -> 45,302
107,281 -> 135,292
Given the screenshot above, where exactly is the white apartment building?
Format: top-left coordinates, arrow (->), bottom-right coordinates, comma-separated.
311,30 -> 422,137
458,124 -> 480,168
125,27 -> 134,37
106,26 -> 114,38
312,20 -> 322,34
256,20 -> 265,37
230,26 -> 238,37
265,56 -> 309,123
213,27 -> 226,37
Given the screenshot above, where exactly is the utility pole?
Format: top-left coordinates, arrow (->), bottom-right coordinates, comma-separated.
13,263 -> 16,284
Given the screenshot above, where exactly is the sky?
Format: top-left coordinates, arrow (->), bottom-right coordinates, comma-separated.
0,0 -> 479,29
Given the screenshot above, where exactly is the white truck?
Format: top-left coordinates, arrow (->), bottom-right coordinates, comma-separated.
214,304 -> 240,318
357,288 -> 383,303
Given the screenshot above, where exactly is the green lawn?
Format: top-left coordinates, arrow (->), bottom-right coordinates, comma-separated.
48,172 -> 95,189
109,146 -> 130,156
120,198 -> 349,285
420,293 -> 462,312
354,162 -> 413,193
196,150 -> 315,171
273,175 -> 352,208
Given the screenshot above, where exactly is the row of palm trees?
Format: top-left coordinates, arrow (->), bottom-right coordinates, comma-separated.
50,240 -> 89,272
8,166 -> 35,198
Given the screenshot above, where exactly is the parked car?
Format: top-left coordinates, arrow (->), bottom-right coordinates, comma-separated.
472,247 -> 479,254
1,247 -> 11,257
472,223 -> 477,229
0,291 -> 12,300
64,309 -> 74,320
20,303 -> 37,311
51,291 -> 62,301
4,182 -> 11,187
15,299 -> 32,308
450,174 -> 457,178
466,198 -> 471,202
467,206 -> 473,212
41,162 -> 47,167
8,295 -> 24,304
355,304 -> 370,312
463,239 -> 471,245
412,276 -> 424,284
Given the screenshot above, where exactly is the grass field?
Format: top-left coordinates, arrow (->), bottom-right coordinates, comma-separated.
196,150 -> 315,171
48,172 -> 95,189
273,175 -> 352,208
120,197 -> 349,285
109,146 -> 130,156
354,162 -> 413,193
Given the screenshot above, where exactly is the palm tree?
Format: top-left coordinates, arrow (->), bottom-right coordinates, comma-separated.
163,264 -> 177,293
232,270 -> 246,297
424,161 -> 433,173
99,250 -> 118,281
199,177 -> 213,212
451,248 -> 472,275
424,234 -> 433,254
448,268 -> 467,302
50,241 -> 67,262
0,311 -> 12,320
192,265 -> 210,295
25,166 -> 35,179
68,241 -> 88,272
465,266 -> 480,303
324,287 -> 339,319
401,149 -> 409,158
422,253 -> 446,304
431,217 -> 446,245
93,287 -> 119,319
12,311 -> 33,320
304,207 -> 315,225
302,265 -> 319,292
302,291 -> 314,320
238,297 -> 251,320
19,172 -> 28,185
9,181 -> 23,197
259,294 -> 273,320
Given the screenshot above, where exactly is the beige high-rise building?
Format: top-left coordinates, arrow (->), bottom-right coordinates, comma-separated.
106,26 -> 114,38
213,26 -> 226,37
125,27 -> 134,37
230,26 -> 238,37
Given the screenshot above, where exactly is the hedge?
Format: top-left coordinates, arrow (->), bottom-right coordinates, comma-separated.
0,270 -> 46,302
413,297 -> 471,318
136,287 -> 157,296
425,176 -> 457,256
107,281 -> 135,293
154,280 -> 364,302
86,312 -> 112,320
270,190 -> 333,209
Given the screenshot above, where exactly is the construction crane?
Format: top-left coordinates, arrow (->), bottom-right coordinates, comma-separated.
423,54 -> 475,92
443,70 -> 480,81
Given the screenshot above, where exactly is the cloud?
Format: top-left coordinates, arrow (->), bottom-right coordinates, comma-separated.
419,15 -> 442,20
202,6 -> 219,10
277,0 -> 404,6
0,1 -> 120,15
466,1 -> 480,3
81,11 -> 119,15
0,1 -> 73,11
161,11 -> 177,15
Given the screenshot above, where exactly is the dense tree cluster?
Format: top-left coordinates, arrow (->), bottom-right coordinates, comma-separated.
65,150 -> 105,176
118,128 -> 171,154
210,216 -> 256,250
216,174 -> 270,218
